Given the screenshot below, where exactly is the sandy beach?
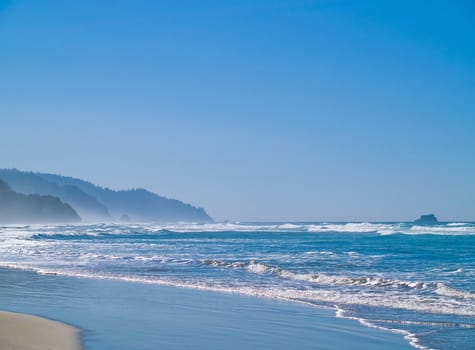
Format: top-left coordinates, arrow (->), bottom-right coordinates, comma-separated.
0,311 -> 81,350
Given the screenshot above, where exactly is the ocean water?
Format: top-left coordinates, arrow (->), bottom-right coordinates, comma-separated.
0,221 -> 474,350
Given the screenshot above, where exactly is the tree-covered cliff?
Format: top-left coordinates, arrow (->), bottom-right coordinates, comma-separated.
0,169 -> 212,223
0,179 -> 81,223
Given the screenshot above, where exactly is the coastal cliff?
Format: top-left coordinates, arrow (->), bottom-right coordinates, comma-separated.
0,169 -> 212,223
0,179 -> 81,223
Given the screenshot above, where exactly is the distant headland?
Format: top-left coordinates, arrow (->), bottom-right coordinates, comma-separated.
0,169 -> 213,224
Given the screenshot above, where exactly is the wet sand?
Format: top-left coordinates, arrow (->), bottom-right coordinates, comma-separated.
0,311 -> 81,350
0,268 -> 413,350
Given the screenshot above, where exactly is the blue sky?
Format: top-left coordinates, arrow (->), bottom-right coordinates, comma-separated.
1,0 -> 474,221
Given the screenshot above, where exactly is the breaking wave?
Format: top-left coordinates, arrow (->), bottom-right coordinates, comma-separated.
202,259 -> 475,301
18,221 -> 475,237
1,222 -> 474,350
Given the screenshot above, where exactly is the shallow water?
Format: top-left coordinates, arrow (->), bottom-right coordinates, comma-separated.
0,268 -> 411,350
0,221 -> 474,349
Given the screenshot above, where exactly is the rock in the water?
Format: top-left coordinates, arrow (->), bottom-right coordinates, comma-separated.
120,214 -> 130,222
414,214 -> 439,225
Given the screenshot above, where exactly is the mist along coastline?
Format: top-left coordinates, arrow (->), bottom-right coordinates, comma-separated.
2,0 -> 474,348
0,170 -> 473,350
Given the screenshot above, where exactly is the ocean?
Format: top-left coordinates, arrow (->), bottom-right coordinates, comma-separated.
0,221 -> 474,350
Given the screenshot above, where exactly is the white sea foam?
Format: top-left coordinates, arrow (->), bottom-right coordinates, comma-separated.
3,261 -> 474,318
307,222 -> 394,233
4,221 -> 474,236
199,259 -> 475,310
157,221 -> 475,235
247,261 -> 272,274
0,221 -> 474,350
335,306 -> 434,350
434,283 -> 475,299
277,223 -> 302,229
408,225 -> 475,235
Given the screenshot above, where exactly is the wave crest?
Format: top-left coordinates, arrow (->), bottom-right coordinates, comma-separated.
201,259 -> 475,301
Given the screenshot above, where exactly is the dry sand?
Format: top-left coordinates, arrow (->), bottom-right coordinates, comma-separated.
0,311 -> 81,350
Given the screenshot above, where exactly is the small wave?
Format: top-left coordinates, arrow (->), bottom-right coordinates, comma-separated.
7,221 -> 475,238
201,259 -> 475,301
374,318 -> 475,329
201,259 -> 246,268
247,261 -> 272,274
0,225 -> 30,229
447,222 -> 469,227
378,225 -> 475,236
31,231 -> 170,241
303,251 -> 336,256
335,306 -> 434,350
307,222 -> 396,233
2,263 -> 475,318
434,283 -> 475,299
406,225 -> 475,235
277,223 -> 302,229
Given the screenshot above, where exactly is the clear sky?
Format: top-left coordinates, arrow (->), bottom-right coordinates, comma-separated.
1,0 -> 474,221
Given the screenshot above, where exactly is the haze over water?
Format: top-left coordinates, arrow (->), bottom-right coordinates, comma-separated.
1,2 -> 474,349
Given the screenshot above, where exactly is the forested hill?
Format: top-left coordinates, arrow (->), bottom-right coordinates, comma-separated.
0,169 -> 212,223
0,179 -> 81,223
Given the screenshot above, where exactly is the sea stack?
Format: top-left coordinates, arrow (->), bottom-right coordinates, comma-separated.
413,214 -> 439,225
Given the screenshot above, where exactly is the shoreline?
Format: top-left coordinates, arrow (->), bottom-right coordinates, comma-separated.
0,310 -> 81,350
0,267 -> 413,350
